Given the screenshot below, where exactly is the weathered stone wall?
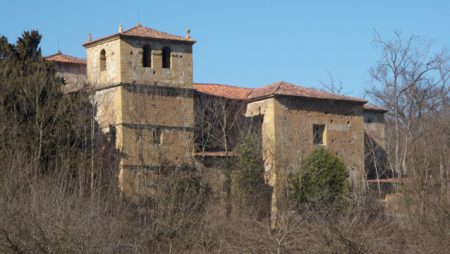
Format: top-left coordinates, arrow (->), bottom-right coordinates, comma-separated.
93,87 -> 122,130
246,98 -> 276,186
121,85 -> 194,127
246,97 -> 366,189
120,38 -> 193,88
120,126 -> 193,166
86,39 -> 122,86
54,63 -> 86,92
85,34 -> 195,200
246,96 -> 366,219
275,97 -> 366,191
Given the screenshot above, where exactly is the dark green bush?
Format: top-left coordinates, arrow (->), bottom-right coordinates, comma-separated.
289,147 -> 349,207
234,133 -> 272,217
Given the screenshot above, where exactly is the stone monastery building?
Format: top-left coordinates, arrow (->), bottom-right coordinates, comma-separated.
45,24 -> 387,210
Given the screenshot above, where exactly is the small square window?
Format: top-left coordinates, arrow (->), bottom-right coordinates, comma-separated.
313,124 -> 326,145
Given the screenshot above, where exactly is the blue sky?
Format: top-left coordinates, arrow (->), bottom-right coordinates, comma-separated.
1,0 -> 449,98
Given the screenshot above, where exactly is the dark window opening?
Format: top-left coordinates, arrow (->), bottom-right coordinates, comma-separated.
162,47 -> 171,69
143,45 -> 152,67
313,124 -> 326,145
100,49 -> 106,71
153,128 -> 162,145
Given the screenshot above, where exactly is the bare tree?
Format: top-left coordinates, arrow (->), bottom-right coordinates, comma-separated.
367,31 -> 449,177
320,70 -> 346,95
194,92 -> 248,155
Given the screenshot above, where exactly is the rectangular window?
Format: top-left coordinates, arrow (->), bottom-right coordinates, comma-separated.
152,128 -> 162,145
313,124 -> 326,145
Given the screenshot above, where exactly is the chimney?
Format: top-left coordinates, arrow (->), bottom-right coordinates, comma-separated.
186,28 -> 191,39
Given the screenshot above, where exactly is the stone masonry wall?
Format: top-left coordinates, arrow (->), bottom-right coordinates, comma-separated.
246,96 -> 365,223
274,97 -> 366,193
119,38 -> 193,88
86,39 -> 121,86
54,63 -> 86,93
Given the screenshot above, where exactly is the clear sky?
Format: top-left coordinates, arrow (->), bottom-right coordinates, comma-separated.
1,0 -> 449,98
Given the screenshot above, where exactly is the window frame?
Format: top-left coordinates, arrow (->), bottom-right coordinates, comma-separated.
99,49 -> 106,71
152,128 -> 162,145
162,47 -> 171,69
142,45 -> 152,68
313,124 -> 326,145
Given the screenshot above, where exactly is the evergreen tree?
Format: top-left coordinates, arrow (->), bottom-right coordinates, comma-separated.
0,31 -> 94,180
235,133 -> 266,207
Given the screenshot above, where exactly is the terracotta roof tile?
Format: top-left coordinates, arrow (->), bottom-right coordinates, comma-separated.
364,104 -> 388,112
45,52 -> 86,65
193,83 -> 253,100
247,81 -> 367,103
83,24 -> 195,47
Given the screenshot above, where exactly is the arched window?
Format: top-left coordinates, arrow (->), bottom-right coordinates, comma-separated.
142,45 -> 152,67
162,47 -> 171,69
100,49 -> 106,71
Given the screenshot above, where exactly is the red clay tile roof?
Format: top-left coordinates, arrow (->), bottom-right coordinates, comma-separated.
45,52 -> 86,65
83,24 -> 195,47
193,83 -> 253,100
247,81 -> 367,103
364,104 -> 388,112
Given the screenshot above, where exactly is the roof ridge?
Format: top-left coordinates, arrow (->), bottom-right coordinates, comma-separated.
122,25 -> 137,33
247,80 -> 367,103
44,52 -> 61,58
84,24 -> 195,47
194,83 -> 252,100
194,82 -> 253,90
273,81 -> 284,94
45,52 -> 86,65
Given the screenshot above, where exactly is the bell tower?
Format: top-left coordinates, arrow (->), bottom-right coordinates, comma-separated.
83,24 -> 195,198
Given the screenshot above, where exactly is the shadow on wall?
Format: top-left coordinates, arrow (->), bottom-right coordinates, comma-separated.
364,132 -> 397,196
364,132 -> 392,180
